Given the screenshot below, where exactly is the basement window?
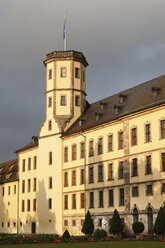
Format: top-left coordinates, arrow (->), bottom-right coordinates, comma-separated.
152,87 -> 161,97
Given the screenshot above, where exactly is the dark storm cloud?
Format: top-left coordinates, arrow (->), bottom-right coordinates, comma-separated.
0,0 -> 165,162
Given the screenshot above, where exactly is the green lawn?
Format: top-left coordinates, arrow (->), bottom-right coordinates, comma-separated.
0,242 -> 165,248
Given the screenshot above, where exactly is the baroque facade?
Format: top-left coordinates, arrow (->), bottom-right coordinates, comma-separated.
1,50 -> 165,235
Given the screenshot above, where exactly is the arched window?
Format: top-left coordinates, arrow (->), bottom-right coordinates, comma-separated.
133,208 -> 138,223
147,207 -> 153,235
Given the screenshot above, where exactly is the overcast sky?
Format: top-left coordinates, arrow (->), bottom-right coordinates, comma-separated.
0,0 -> 165,162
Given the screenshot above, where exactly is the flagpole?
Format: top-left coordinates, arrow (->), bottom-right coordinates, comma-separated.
64,13 -> 67,51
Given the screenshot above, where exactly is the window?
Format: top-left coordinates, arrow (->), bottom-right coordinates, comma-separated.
161,120 -> 165,139
8,186 -> 10,195
98,138 -> 103,155
98,219 -> 102,227
82,70 -> 85,81
89,192 -> 94,208
108,135 -> 113,152
48,69 -> 52,79
61,67 -> 66,77
81,219 -> 84,226
162,183 -> 165,194
75,67 -> 80,78
99,191 -> 103,207
72,145 -> 77,160
131,128 -> 137,146
28,179 -> 31,192
80,169 -> 85,184
49,152 -> 52,165
48,198 -> 52,209
119,188 -> 124,206
14,222 -> 16,227
108,189 -> 113,207
72,220 -> 76,226
89,167 -> 94,183
1,222 -> 4,228
75,95 -> 80,106
64,195 -> 68,210
89,140 -> 94,157
145,124 -> 151,142
80,193 -> 85,208
132,186 -> 139,197
28,158 -> 31,170
27,200 -> 30,212
118,132 -> 123,149
72,194 -> 76,209
132,158 -> 138,177
22,159 -> 25,172
133,208 -> 139,223
80,142 -> 85,159
14,185 -> 16,194
34,156 -> 37,169
22,180 -> 25,193
49,177 -> 52,189
64,220 -> 68,226
161,153 -> 165,172
48,97 -> 52,107
146,184 -> 153,195
2,187 -> 4,196
48,120 -> 52,130
72,171 -> 76,186
108,163 -> 113,180
119,162 -> 124,179
64,172 -> 68,187
33,199 -> 36,211
8,222 -> 10,228
33,178 -> 37,192
64,147 -> 68,162
60,95 -> 66,106
146,155 -> 152,174
98,164 -> 103,182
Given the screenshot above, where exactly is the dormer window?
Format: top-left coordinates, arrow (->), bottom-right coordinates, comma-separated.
0,167 -> 4,173
6,173 -> 13,179
32,136 -> 38,143
100,102 -> 107,111
9,164 -> 15,171
79,119 -> 85,126
152,87 -> 161,97
119,94 -> 126,103
95,112 -> 103,121
114,105 -> 121,114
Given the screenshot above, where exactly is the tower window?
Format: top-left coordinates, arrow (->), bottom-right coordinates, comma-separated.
64,195 -> 68,210
27,199 -> 30,211
82,71 -> 85,81
160,120 -> 165,139
48,97 -> 52,107
75,68 -> 80,78
48,69 -> 52,80
64,147 -> 68,162
61,67 -> 66,77
49,152 -> 52,165
22,159 -> 25,172
49,177 -> 52,189
145,124 -> 151,142
48,198 -> 52,209
75,95 -> 80,106
60,96 -> 66,106
48,120 -> 52,130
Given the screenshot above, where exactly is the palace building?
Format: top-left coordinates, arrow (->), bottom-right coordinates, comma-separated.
1,50 -> 165,235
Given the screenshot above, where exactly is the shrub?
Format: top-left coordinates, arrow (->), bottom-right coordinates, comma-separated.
153,207 -> 165,239
132,222 -> 144,234
109,209 -> 124,234
1,235 -> 20,243
37,234 -> 55,242
93,229 -> 107,240
81,210 -> 94,235
62,229 -> 70,241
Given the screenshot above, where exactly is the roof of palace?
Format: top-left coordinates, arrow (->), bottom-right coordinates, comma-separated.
0,159 -> 18,184
64,74 -> 165,136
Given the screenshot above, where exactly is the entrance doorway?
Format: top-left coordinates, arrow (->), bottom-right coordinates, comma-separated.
31,222 -> 36,234
147,207 -> 153,235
